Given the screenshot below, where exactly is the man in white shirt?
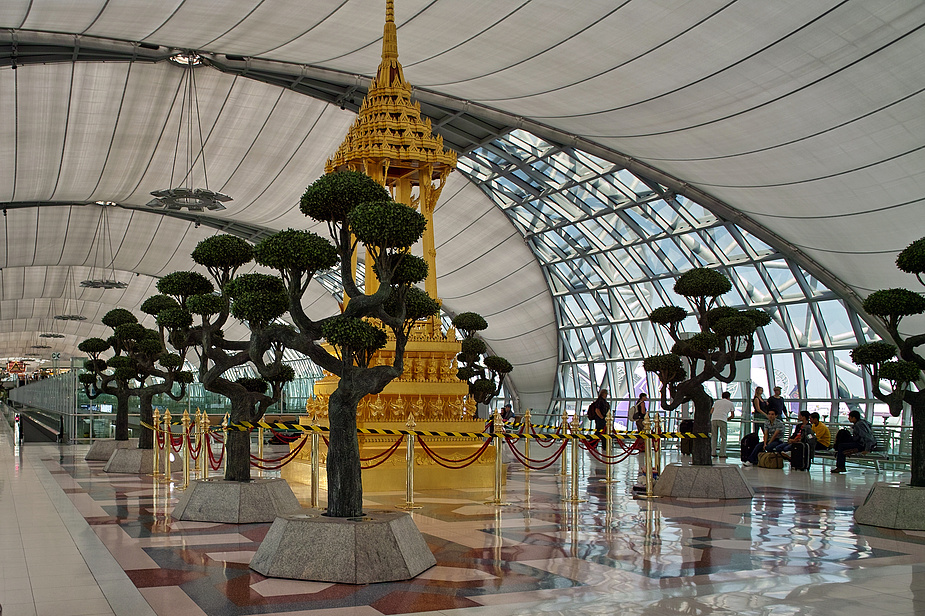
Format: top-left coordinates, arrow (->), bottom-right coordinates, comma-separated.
710,391 -> 736,459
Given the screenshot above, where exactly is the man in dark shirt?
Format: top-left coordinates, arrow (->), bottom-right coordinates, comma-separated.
767,386 -> 786,418
588,389 -> 610,450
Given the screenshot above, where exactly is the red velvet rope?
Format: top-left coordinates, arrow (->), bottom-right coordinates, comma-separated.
207,433 -> 224,470
504,435 -> 568,465
529,423 -> 561,448
360,437 -> 404,469
169,432 -> 184,452
360,436 -> 404,462
506,438 -> 568,470
187,425 -> 202,460
250,438 -> 307,470
416,436 -> 492,469
584,441 -> 635,464
268,427 -> 303,443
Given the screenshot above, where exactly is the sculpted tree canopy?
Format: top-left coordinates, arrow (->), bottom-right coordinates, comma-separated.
452,312 -> 513,407
152,237 -> 293,482
851,236 -> 925,486
643,267 -> 770,466
252,171 -> 445,517
78,308 -> 191,448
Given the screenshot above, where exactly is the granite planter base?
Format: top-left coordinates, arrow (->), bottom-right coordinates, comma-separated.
171,478 -> 302,524
250,510 -> 436,584
103,448 -> 183,474
855,482 -> 925,530
653,463 -> 754,499
85,439 -> 133,461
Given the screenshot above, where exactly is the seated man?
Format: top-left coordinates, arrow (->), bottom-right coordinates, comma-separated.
777,411 -> 814,455
830,410 -> 877,474
745,408 -> 785,466
810,412 -> 831,451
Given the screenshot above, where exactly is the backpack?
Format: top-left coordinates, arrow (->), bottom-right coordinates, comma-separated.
586,402 -> 595,419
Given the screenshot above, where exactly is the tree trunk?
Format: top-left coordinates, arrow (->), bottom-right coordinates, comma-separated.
690,386 -> 714,466
224,396 -> 255,482
911,394 -> 924,488
114,391 -> 130,441
326,382 -> 364,518
137,393 -> 154,450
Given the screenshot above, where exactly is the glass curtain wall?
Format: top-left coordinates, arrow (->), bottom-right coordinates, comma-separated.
457,129 -> 894,435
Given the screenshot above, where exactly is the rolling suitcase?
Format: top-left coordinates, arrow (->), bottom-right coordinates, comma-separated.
740,432 -> 759,462
790,442 -> 812,471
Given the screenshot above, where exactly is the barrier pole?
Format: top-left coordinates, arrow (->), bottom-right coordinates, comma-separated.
222,412 -> 229,477
195,409 -> 204,478
161,409 -> 172,483
602,408 -> 616,484
653,413 -> 663,477
151,408 -> 162,478
523,408 -> 532,475
564,412 -> 587,503
638,415 -> 658,500
310,412 -> 320,509
398,412 -> 422,510
485,408 -> 510,505
178,410 -> 191,490
257,424 -> 265,478
560,407 -> 569,477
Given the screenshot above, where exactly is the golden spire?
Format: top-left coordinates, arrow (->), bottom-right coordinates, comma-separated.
325,0 -> 457,178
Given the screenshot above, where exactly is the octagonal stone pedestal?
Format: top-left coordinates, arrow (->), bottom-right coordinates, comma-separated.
250,510 -> 436,584
171,478 -> 302,524
653,463 -> 754,499
85,439 -> 133,461
855,482 -> 925,530
103,448 -> 182,474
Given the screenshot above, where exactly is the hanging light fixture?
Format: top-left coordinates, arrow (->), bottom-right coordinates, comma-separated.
81,204 -> 128,289
147,52 -> 231,212
54,266 -> 87,321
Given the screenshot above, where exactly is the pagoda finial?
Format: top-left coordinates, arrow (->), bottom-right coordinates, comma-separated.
383,0 -> 398,61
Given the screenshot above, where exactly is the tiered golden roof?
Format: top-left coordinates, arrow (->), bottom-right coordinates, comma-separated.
325,0 -> 457,179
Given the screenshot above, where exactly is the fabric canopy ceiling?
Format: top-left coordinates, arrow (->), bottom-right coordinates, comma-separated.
1,0 -> 923,411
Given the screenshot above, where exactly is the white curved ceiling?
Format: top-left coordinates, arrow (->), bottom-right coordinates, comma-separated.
1,0 -> 923,411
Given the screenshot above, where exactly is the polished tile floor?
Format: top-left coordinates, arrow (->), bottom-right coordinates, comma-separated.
2,417 -> 924,616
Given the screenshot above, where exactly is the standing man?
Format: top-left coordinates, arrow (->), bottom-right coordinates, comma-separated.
588,389 -> 610,451
767,386 -> 787,419
830,410 -> 877,473
710,391 -> 735,459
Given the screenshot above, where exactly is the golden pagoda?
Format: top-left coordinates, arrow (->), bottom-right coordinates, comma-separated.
282,0 -> 498,490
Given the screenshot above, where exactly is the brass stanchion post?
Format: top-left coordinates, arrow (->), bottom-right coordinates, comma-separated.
151,408 -> 161,478
257,423 -> 265,479
178,410 -> 191,490
637,414 -> 658,500
563,411 -> 587,503
485,408 -> 510,506
522,408 -> 532,476
161,409 -> 172,483
602,407 -> 616,484
398,412 -> 422,510
221,412 -> 229,478
653,412 -> 662,477
560,407 -> 569,477
310,411 -> 320,509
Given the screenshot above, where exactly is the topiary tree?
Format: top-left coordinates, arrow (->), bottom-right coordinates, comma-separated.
851,237 -> 925,486
452,312 -> 513,407
251,170 -> 443,517
78,308 -> 192,447
642,267 -> 771,465
154,237 -> 295,482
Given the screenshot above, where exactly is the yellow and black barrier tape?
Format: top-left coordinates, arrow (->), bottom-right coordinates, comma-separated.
225,420 -> 708,441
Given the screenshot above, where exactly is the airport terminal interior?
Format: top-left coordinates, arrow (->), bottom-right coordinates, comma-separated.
1,1 -> 925,615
